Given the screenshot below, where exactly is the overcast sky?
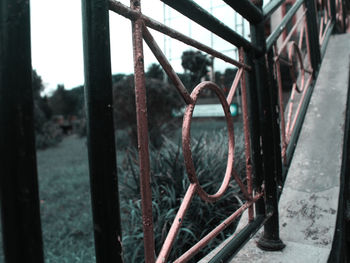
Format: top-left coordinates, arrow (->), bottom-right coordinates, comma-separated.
30,0 -> 270,94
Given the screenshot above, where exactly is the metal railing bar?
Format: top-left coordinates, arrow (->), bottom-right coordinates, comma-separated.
263,0 -> 286,19
109,0 -> 251,70
239,48 -> 254,222
207,213 -> 273,263
81,0 -> 124,262
142,25 -> 194,105
174,192 -> 264,263
284,78 -> 315,168
320,19 -> 333,45
266,0 -> 304,51
156,184 -> 197,263
320,21 -> 335,57
0,0 -> 45,261
226,68 -> 244,106
160,0 -> 262,54
130,1 -> 155,262
222,0 -> 264,24
277,9 -> 307,55
286,75 -> 313,142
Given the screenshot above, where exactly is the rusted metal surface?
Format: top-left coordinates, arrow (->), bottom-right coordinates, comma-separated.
130,1 -> 155,262
273,3 -> 314,164
239,48 -> 254,222
156,184 -> 197,263
111,0 -> 264,261
182,82 -> 235,202
317,0 -> 333,45
173,192 -> 264,263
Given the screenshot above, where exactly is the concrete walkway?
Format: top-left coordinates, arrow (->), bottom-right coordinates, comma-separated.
200,34 -> 350,262
232,34 -> 350,263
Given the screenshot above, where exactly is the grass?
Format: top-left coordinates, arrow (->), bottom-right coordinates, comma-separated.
0,119 -> 245,262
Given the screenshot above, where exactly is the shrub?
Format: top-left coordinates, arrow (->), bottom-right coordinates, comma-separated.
119,124 -> 246,262
113,76 -> 183,148
36,121 -> 63,149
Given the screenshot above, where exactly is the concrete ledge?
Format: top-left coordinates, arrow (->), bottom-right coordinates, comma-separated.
200,34 -> 350,263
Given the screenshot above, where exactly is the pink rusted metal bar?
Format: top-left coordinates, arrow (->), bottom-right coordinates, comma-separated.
304,13 -> 313,72
108,0 -> 251,71
182,81 -> 235,202
232,169 -> 251,200
274,44 -> 288,165
156,183 -> 197,263
277,9 -> 307,56
298,20 -> 305,49
239,48 -> 254,222
142,25 -> 193,105
226,68 -> 244,106
173,192 -> 264,263
318,0 -> 333,45
288,42 -> 305,93
285,84 -> 297,140
130,1 -> 155,262
287,75 -> 313,141
320,18 -> 332,45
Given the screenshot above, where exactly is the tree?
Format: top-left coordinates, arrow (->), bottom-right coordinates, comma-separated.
32,70 -> 52,132
49,84 -> 81,117
146,63 -> 164,80
181,50 -> 211,88
113,76 -> 183,148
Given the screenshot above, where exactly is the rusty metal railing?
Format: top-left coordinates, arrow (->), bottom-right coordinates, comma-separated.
0,0 -> 348,263
109,1 -> 265,261
264,0 -> 346,170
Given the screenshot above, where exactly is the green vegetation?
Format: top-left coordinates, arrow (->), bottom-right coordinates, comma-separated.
1,55 -> 245,262
120,122 -> 246,262
0,119 -> 246,262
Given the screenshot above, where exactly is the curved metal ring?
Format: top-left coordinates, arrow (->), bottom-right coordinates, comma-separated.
182,81 -> 235,203
288,41 -> 305,94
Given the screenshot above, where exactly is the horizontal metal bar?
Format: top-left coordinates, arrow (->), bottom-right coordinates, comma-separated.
109,0 -> 251,70
160,0 -> 261,53
266,0 -> 304,51
208,214 -> 272,263
222,0 -> 264,24
175,193 -> 264,262
263,0 -> 286,19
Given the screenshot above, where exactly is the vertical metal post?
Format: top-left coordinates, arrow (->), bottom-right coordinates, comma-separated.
266,50 -> 284,187
81,0 -> 123,262
244,52 -> 265,217
330,0 -> 337,22
130,1 -> 156,262
305,0 -> 321,74
250,1 -> 285,251
0,1 -> 45,262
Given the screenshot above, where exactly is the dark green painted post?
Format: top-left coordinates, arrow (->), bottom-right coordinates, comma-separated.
305,0 -> 321,75
245,52 -> 266,217
0,0 -> 45,262
250,1 -> 285,251
81,0 -> 123,262
330,0 -> 337,24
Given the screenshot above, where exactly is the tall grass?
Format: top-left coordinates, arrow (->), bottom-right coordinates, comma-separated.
120,124 -> 246,262
0,121 -> 246,263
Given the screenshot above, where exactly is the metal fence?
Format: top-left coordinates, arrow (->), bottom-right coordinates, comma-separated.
0,0 -> 348,262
